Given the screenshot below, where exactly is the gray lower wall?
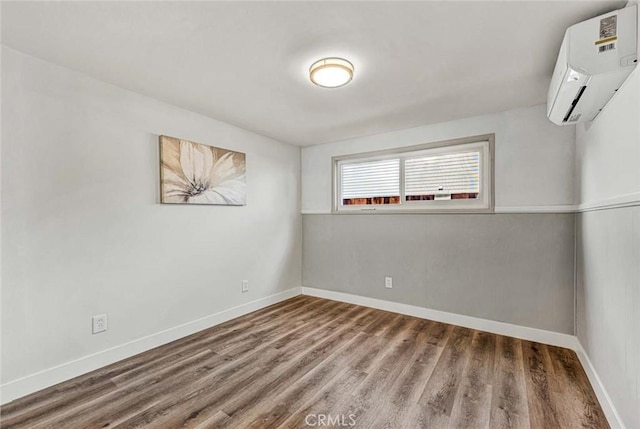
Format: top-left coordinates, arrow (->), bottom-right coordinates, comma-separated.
303,213 -> 575,334
576,207 -> 640,429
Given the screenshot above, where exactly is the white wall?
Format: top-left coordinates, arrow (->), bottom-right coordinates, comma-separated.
1,47 -> 301,395
575,68 -> 640,429
576,70 -> 640,208
302,104 -> 576,213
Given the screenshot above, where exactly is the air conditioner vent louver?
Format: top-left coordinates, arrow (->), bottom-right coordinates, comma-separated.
569,113 -> 582,122
562,85 -> 587,123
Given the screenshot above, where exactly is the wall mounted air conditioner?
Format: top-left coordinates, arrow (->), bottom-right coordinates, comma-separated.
547,4 -> 638,125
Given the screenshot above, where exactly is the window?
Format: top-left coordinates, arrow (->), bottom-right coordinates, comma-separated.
341,158 -> 400,206
333,135 -> 493,213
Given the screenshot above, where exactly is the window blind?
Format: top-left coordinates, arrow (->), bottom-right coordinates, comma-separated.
341,158 -> 400,199
405,151 -> 480,196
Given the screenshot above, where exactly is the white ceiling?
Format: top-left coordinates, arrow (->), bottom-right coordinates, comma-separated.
1,1 -> 624,146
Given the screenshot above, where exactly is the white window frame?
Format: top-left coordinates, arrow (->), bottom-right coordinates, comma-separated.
332,134 -> 495,214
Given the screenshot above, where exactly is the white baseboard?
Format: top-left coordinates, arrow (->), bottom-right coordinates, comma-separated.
0,287 -> 302,405
301,287 -> 577,350
574,340 -> 626,429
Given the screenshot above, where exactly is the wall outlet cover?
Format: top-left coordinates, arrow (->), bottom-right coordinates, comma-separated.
92,314 -> 108,334
242,280 -> 249,293
385,277 -> 393,289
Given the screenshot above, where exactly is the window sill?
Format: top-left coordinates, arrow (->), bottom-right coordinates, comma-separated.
331,207 -> 495,215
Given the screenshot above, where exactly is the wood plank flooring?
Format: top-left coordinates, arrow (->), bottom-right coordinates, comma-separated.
0,296 -> 609,428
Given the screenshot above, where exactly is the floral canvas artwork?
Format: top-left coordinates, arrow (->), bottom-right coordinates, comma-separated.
160,136 -> 246,205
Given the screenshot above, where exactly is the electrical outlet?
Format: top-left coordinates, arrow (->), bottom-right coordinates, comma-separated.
385,277 -> 393,289
92,314 -> 108,334
242,280 -> 249,293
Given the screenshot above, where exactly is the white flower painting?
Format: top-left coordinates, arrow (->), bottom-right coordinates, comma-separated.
160,136 -> 246,205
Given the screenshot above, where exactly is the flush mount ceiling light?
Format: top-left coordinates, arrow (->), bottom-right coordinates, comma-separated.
309,57 -> 354,88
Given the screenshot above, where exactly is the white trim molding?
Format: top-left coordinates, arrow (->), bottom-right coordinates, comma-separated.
301,209 -> 332,214
301,287 -> 578,350
494,205 -> 577,213
0,287 -> 302,405
302,193 -> 640,215
302,205 -> 578,215
574,341 -> 626,429
577,191 -> 640,213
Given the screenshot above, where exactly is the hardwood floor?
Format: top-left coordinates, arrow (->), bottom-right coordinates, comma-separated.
0,296 -> 609,428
